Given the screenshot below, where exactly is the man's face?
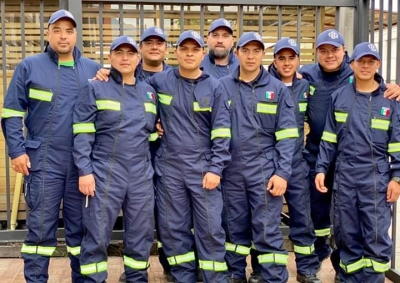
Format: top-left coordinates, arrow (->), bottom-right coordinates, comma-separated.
108,45 -> 139,75
273,49 -> 299,80
139,36 -> 167,64
350,55 -> 380,82
317,44 -> 345,72
175,39 -> 205,71
46,19 -> 77,55
234,42 -> 264,73
207,27 -> 234,59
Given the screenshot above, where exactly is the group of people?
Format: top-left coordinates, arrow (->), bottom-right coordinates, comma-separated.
2,8 -> 400,283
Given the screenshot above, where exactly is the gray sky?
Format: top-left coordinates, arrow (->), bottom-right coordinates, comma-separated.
375,0 -> 398,11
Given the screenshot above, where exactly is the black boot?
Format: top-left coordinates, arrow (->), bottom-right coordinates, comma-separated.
296,273 -> 322,283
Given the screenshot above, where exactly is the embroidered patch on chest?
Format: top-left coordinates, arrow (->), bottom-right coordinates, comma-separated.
265,91 -> 275,99
381,107 -> 390,116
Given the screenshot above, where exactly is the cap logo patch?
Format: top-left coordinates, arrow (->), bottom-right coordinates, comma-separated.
253,32 -> 262,41
65,11 -> 74,18
126,37 -> 135,44
288,39 -> 297,47
368,43 -> 377,52
223,20 -> 231,27
154,27 -> 164,35
191,31 -> 201,39
328,31 -> 339,39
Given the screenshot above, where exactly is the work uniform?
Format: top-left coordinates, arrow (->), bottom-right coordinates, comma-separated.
200,51 -> 239,79
268,64 -> 320,276
1,46 -> 100,283
220,66 -> 298,282
148,67 -> 231,283
315,74 -> 399,283
73,68 -> 157,283
299,56 -> 353,262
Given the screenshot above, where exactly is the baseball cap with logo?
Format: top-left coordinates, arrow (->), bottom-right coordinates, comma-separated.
237,32 -> 264,49
110,36 -> 138,52
274,38 -> 300,55
316,29 -> 345,48
140,27 -> 167,42
177,30 -> 204,47
209,18 -> 233,34
48,9 -> 76,27
350,42 -> 381,61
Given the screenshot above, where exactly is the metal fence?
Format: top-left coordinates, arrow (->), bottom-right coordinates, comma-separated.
0,0 -> 400,279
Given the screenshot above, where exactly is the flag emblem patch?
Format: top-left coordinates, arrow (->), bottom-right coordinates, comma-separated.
265,91 -> 275,99
147,92 -> 155,100
381,107 -> 390,116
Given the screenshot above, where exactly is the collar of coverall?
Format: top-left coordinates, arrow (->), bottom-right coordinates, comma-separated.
110,67 -> 136,85
45,44 -> 81,65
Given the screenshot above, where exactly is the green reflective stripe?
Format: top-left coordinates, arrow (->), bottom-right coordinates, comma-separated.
96,100 -> 120,111
257,103 -> 277,114
167,252 -> 196,266
199,260 -> 227,271
157,241 -> 163,248
149,132 -> 158,141
310,85 -> 316,95
29,88 -> 53,101
193,102 -> 212,112
21,244 -> 55,256
299,102 -> 308,113
1,108 -> 26,118
321,131 -> 337,143
81,261 -> 108,275
293,244 -> 314,255
251,242 -> 256,250
21,244 -> 37,254
73,123 -> 96,134
225,242 -> 251,255
158,93 -> 172,105
191,228 -> 195,234
258,253 -> 288,265
340,258 -> 365,273
67,245 -> 81,256
228,100 -> 231,106
315,228 -> 331,237
144,102 -> 156,114
364,258 -> 389,273
275,128 -> 299,141
388,142 -> 400,153
211,128 -> 231,140
371,118 -> 390,130
335,112 -> 348,123
123,255 -> 149,269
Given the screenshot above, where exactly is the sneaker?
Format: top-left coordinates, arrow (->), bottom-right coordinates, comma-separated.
118,272 -> 126,283
228,278 -> 246,283
248,272 -> 262,283
296,273 -> 322,283
164,271 -> 174,282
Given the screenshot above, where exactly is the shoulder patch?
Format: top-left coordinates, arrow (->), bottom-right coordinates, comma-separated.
147,91 -> 156,100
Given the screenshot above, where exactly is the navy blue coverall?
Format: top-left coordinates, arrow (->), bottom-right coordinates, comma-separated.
220,66 -> 298,282
200,51 -> 239,79
1,46 -> 100,283
148,67 -> 231,283
299,56 -> 353,263
73,68 -> 157,283
316,75 -> 400,283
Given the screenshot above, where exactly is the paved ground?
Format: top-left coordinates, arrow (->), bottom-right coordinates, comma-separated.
0,252 -> 357,283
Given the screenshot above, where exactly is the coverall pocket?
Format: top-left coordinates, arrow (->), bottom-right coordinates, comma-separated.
376,161 -> 390,193
23,175 -> 40,210
25,139 -> 42,172
28,86 -> 53,118
193,92 -> 213,109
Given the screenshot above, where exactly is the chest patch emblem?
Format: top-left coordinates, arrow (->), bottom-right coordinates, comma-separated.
265,91 -> 275,99
381,107 -> 390,116
147,92 -> 155,100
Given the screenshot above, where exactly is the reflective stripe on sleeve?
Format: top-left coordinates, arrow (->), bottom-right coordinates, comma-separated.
335,112 -> 348,123
321,131 -> 337,143
73,123 -> 96,134
149,132 -> 158,141
96,100 -> 121,111
314,228 -> 331,237
158,93 -> 172,105
144,102 -> 157,114
211,128 -> 231,140
275,128 -> 299,141
299,102 -> 308,113
1,108 -> 26,118
194,102 -> 212,112
388,142 -> 400,153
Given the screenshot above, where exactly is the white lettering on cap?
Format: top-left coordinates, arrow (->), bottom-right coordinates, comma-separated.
288,39 -> 297,46
253,32 -> 262,41
65,11 -> 74,19
126,37 -> 135,44
328,31 -> 339,40
368,43 -> 377,52
191,31 -> 201,39
154,27 -> 164,35
223,20 -> 231,27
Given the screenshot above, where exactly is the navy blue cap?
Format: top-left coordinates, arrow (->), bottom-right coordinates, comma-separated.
350,42 -> 381,61
140,27 -> 167,42
237,32 -> 264,49
209,18 -> 233,34
110,36 -> 138,52
177,30 -> 204,47
274,38 -> 300,55
316,29 -> 345,48
48,9 -> 76,27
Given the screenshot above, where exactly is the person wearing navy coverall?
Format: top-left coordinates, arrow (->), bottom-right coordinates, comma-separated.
148,30 -> 231,283
0,10 -> 100,283
73,36 -> 157,283
315,42 -> 400,283
201,18 -> 239,78
220,32 -> 298,283
268,38 -> 320,283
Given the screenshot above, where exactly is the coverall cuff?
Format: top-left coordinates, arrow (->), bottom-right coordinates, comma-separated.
391,170 -> 400,178
9,150 -> 26,160
79,167 -> 93,177
275,170 -> 289,182
315,167 -> 327,174
207,166 -> 222,177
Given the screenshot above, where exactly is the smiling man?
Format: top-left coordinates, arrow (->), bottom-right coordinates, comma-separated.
201,18 -> 239,78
